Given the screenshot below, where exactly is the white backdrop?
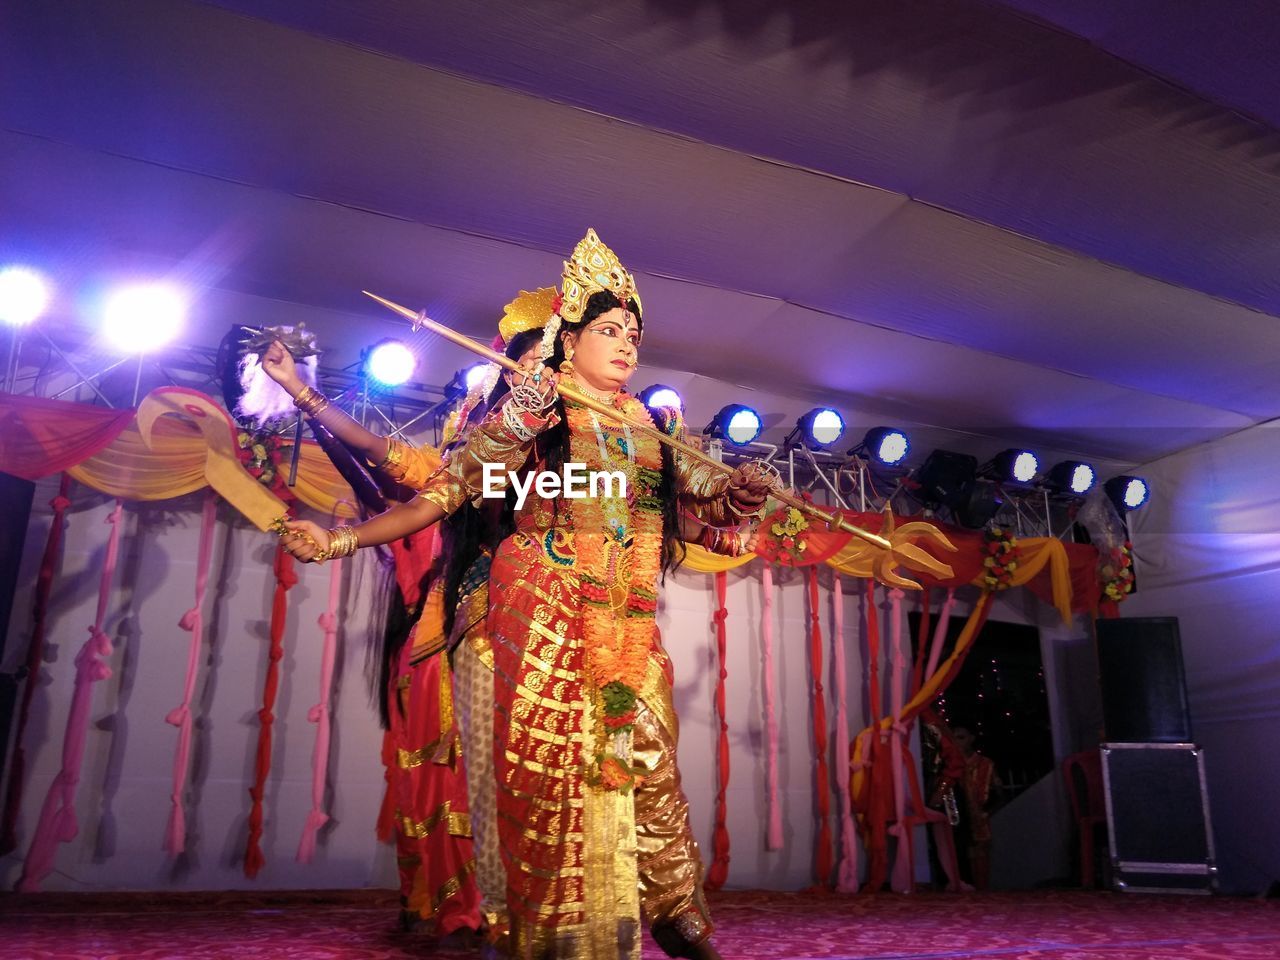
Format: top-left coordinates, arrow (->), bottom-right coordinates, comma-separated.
1123,421 -> 1280,895
0,476 -> 1076,893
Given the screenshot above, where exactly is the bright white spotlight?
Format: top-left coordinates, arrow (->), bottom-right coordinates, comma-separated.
991,448 -> 1038,485
860,427 -> 910,466
1012,452 -> 1038,483
726,407 -> 762,445
1122,478 -> 1149,509
1104,475 -> 1150,512
797,407 -> 845,448
0,266 -> 51,327
639,384 -> 683,412
367,340 -> 416,387
1046,460 -> 1095,497
1069,464 -> 1095,495
102,284 -> 186,353
464,362 -> 490,391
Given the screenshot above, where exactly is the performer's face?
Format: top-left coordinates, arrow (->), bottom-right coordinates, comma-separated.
568,306 -> 640,392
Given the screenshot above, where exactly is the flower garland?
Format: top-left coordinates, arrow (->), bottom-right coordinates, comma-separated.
564,393 -> 664,792
770,506 -> 810,564
236,429 -> 293,501
1101,540 -> 1135,602
982,525 -> 1019,591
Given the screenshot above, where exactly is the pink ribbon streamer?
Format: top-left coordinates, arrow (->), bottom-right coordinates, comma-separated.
885,587 -> 914,893
830,574 -> 859,892
18,500 -> 124,892
761,564 -> 782,850
297,505 -> 349,864
163,492 -> 218,856
925,588 -> 957,683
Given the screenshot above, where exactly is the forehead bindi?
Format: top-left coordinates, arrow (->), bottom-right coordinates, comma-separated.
591,310 -> 639,336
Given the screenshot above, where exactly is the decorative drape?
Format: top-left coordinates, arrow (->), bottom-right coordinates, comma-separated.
0,392 -> 402,519
18,500 -> 125,891
704,570 -> 732,891
244,540 -> 297,878
297,503 -> 350,863
163,491 -> 219,855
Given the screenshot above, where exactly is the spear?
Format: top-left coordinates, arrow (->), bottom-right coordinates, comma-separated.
363,291 -> 955,588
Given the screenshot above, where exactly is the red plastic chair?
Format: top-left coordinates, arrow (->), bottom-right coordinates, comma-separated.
1062,750 -> 1106,888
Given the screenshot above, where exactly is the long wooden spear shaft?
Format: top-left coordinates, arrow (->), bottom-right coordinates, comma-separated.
363,291 -> 955,587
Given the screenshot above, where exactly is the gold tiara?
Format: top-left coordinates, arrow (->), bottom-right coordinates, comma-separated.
559,228 -> 639,324
498,287 -> 559,345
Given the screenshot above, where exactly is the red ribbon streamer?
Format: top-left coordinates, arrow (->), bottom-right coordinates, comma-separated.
0,475 -> 72,856
807,567 -> 832,888
704,570 -> 732,890
244,540 -> 297,878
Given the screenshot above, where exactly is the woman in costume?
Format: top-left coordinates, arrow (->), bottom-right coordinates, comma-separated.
259,308 -> 560,938
281,230 -> 771,959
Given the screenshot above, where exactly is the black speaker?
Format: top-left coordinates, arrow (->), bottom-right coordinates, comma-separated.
1102,743 -> 1216,892
1095,617 -> 1191,743
0,472 -> 35,780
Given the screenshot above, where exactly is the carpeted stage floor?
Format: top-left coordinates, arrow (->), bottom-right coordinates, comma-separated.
2,889 -> 1278,959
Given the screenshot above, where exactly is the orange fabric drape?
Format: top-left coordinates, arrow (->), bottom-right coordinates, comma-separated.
0,391 -> 447,521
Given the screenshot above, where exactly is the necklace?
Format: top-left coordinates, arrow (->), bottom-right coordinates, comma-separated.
569,374 -> 618,404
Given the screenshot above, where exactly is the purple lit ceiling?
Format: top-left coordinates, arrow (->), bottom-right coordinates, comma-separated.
4,0 -> 1278,465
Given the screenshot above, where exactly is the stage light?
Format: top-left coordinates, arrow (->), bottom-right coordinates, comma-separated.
464,362 -> 490,391
795,407 -> 845,448
914,449 -> 977,509
638,384 -> 683,412
1046,461 -> 1096,497
102,283 -> 185,353
366,340 -> 416,387
705,404 -> 762,446
989,449 -> 1039,485
1105,475 -> 1149,512
0,266 -> 50,327
859,427 -> 910,466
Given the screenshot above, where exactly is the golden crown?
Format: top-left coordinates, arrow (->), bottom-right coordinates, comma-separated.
498,287 -> 559,345
559,228 -> 639,323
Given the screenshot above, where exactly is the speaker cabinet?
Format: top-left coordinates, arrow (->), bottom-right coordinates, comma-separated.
1095,617 -> 1192,743
1101,742 -> 1216,893
0,472 -> 35,781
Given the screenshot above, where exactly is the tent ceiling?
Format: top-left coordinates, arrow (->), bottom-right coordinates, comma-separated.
4,0 -> 1278,467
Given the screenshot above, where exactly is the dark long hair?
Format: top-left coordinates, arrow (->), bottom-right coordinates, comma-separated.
541,291 -> 686,580
438,327 -> 546,638
376,327 -> 545,727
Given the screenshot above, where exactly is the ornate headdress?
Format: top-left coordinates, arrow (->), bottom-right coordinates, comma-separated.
558,228 -> 640,323
451,288 -> 562,436
499,286 -> 560,346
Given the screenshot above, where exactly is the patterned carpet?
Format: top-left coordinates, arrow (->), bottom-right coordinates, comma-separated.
2,889 -> 1278,959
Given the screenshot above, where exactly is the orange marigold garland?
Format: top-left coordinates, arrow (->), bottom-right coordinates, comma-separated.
1101,540 -> 1135,602
565,393 -> 664,792
770,506 -> 810,564
982,525 -> 1019,591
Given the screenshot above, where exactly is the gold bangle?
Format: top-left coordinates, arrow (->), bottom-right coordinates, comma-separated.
325,525 -> 359,559
294,385 -> 330,417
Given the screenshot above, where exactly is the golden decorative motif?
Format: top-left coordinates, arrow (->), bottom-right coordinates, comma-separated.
499,287 -> 560,345
559,228 -> 640,323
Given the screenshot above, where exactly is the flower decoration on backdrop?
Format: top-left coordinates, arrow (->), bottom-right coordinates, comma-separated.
1100,540 -> 1135,602
236,429 -> 294,501
982,525 -> 1020,591
770,506 -> 811,565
